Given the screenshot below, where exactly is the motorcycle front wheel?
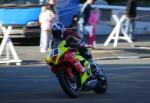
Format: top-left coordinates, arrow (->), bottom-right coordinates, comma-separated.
57,67 -> 79,98
93,68 -> 108,94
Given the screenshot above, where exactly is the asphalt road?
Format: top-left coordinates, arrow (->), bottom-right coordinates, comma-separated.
0,35 -> 150,103
0,63 -> 150,103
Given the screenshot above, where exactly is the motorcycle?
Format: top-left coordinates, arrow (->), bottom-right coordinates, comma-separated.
45,38 -> 107,98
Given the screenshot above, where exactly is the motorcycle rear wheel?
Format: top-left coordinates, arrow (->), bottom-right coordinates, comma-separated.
57,67 -> 79,98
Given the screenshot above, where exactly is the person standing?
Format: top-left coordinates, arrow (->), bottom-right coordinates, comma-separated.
39,5 -> 55,53
87,8 -> 100,48
48,0 -> 56,14
80,0 -> 95,25
77,0 -> 96,39
69,14 -> 78,31
126,0 -> 137,40
48,0 -> 59,22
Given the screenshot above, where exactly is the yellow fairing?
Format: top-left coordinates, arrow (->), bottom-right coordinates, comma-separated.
75,55 -> 92,85
45,40 -> 68,65
45,40 -> 92,85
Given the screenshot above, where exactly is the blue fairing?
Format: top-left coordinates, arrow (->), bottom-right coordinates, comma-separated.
0,7 -> 40,25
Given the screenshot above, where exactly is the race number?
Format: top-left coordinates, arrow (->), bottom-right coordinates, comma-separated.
48,48 -> 60,57
53,48 -> 59,55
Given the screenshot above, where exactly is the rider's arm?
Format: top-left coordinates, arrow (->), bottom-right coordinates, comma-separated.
63,29 -> 83,48
65,35 -> 83,48
65,34 -> 92,60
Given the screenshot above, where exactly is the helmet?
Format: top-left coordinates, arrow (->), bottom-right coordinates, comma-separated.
51,22 -> 65,39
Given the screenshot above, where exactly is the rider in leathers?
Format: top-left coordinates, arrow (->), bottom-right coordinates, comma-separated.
46,22 -> 100,75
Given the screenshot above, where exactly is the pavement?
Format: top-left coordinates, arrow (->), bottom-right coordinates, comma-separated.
92,36 -> 150,60
0,34 -> 150,66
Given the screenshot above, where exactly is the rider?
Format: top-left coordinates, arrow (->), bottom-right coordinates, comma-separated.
46,22 -> 100,75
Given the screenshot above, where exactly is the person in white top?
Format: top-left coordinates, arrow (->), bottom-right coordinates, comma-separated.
39,5 -> 55,53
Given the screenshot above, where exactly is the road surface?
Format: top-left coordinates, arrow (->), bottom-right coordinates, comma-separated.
0,63 -> 150,103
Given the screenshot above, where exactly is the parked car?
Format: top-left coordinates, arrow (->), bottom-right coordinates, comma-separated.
0,0 -> 44,38
0,0 -> 79,38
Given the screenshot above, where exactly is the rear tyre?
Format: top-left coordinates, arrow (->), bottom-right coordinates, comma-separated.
57,67 -> 79,98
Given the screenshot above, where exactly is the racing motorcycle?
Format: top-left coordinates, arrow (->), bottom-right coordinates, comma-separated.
45,37 -> 107,98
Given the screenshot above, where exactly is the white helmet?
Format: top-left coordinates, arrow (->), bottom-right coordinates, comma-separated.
51,22 -> 65,39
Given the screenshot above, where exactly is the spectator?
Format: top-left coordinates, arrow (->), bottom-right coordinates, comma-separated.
126,0 -> 137,40
87,8 -> 100,48
46,4 -> 58,22
80,0 -> 95,25
69,14 -> 78,31
48,0 -> 59,22
39,5 -> 55,53
48,0 -> 56,13
77,0 -> 96,39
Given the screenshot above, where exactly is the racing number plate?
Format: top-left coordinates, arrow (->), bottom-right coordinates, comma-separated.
48,48 -> 60,57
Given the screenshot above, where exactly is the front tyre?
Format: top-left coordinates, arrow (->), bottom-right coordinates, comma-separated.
93,69 -> 108,94
57,68 -> 79,98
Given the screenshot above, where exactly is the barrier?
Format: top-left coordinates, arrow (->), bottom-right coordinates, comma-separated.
104,15 -> 133,47
0,24 -> 22,65
91,5 -> 150,47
